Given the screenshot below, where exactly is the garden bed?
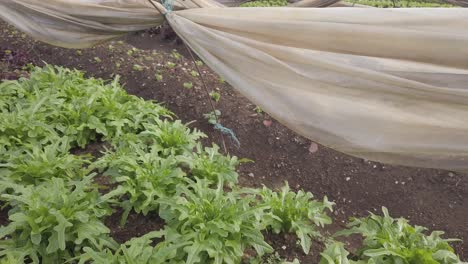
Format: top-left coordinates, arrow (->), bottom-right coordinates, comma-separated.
0,21 -> 467,262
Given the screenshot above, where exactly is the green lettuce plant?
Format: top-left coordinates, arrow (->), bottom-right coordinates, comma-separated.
320,207 -> 463,264
258,183 -> 334,254
157,179 -> 273,264
0,176 -> 116,263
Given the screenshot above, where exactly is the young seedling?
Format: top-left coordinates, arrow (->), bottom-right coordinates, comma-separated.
166,62 -> 176,69
254,106 -> 263,114
190,70 -> 199,77
171,50 -> 183,60
183,82 -> 193,89
155,74 -> 163,81
204,110 -> 221,125
75,50 -> 82,56
127,48 -> 138,56
196,60 -> 204,66
132,64 -> 143,72
209,91 -> 221,102
93,57 -> 101,63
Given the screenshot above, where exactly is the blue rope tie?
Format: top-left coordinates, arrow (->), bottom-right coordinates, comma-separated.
162,0 -> 174,12
214,123 -> 240,148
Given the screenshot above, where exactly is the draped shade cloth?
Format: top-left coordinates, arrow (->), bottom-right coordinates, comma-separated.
1,0 -> 468,170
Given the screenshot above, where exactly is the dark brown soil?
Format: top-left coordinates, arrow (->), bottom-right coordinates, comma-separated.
1,21 -> 467,262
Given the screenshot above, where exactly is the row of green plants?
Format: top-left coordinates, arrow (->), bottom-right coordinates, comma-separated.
0,66 -> 464,263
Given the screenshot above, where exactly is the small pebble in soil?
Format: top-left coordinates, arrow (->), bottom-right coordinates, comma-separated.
248,172 -> 254,178
281,245 -> 287,250
263,120 -> 272,127
308,142 -> 319,153
345,177 -> 351,181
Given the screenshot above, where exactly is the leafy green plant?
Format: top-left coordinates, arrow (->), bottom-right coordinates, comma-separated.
77,231 -> 167,264
157,179 -> 273,263
190,70 -> 199,77
182,144 -> 239,185
258,183 -> 334,254
132,64 -> 143,72
98,147 -> 186,225
320,207 -> 462,264
195,60 -> 204,66
171,50 -> 183,60
183,82 -> 193,89
141,120 -> 205,156
166,62 -> 176,69
0,176 -> 117,263
254,106 -> 263,114
204,110 -> 221,125
0,139 -> 91,188
155,73 -> 163,81
249,252 -> 300,264
0,65 -> 170,150
209,91 -> 221,102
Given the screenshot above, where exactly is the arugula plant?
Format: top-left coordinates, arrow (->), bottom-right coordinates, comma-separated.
77,231 -> 171,264
0,176 -> 116,263
258,183 -> 334,254
0,139 -> 91,189
204,110 -> 221,125
97,146 -> 186,225
182,144 -> 240,186
0,65 -> 171,150
320,207 -> 463,264
209,91 -> 221,102
139,120 -> 205,157
248,252 -> 300,264
157,178 -> 273,264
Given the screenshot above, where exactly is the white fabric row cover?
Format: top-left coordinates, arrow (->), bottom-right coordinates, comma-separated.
1,1 -> 468,170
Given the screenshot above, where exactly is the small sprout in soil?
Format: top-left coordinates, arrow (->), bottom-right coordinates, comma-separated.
132,64 -> 143,72
152,51 -> 158,56
219,77 -> 226,84
166,62 -> 176,69
183,82 -> 193,89
209,91 -> 221,102
254,106 -> 263,114
190,70 -> 199,77
127,48 -> 138,56
115,62 -> 121,69
4,50 -> 12,55
75,50 -> 82,56
117,40 -> 124,44
171,50 -> 183,59
144,56 -> 153,61
196,60 -> 204,66
155,74 -> 163,81
93,57 -> 101,63
204,110 -> 221,125
108,45 -> 114,51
